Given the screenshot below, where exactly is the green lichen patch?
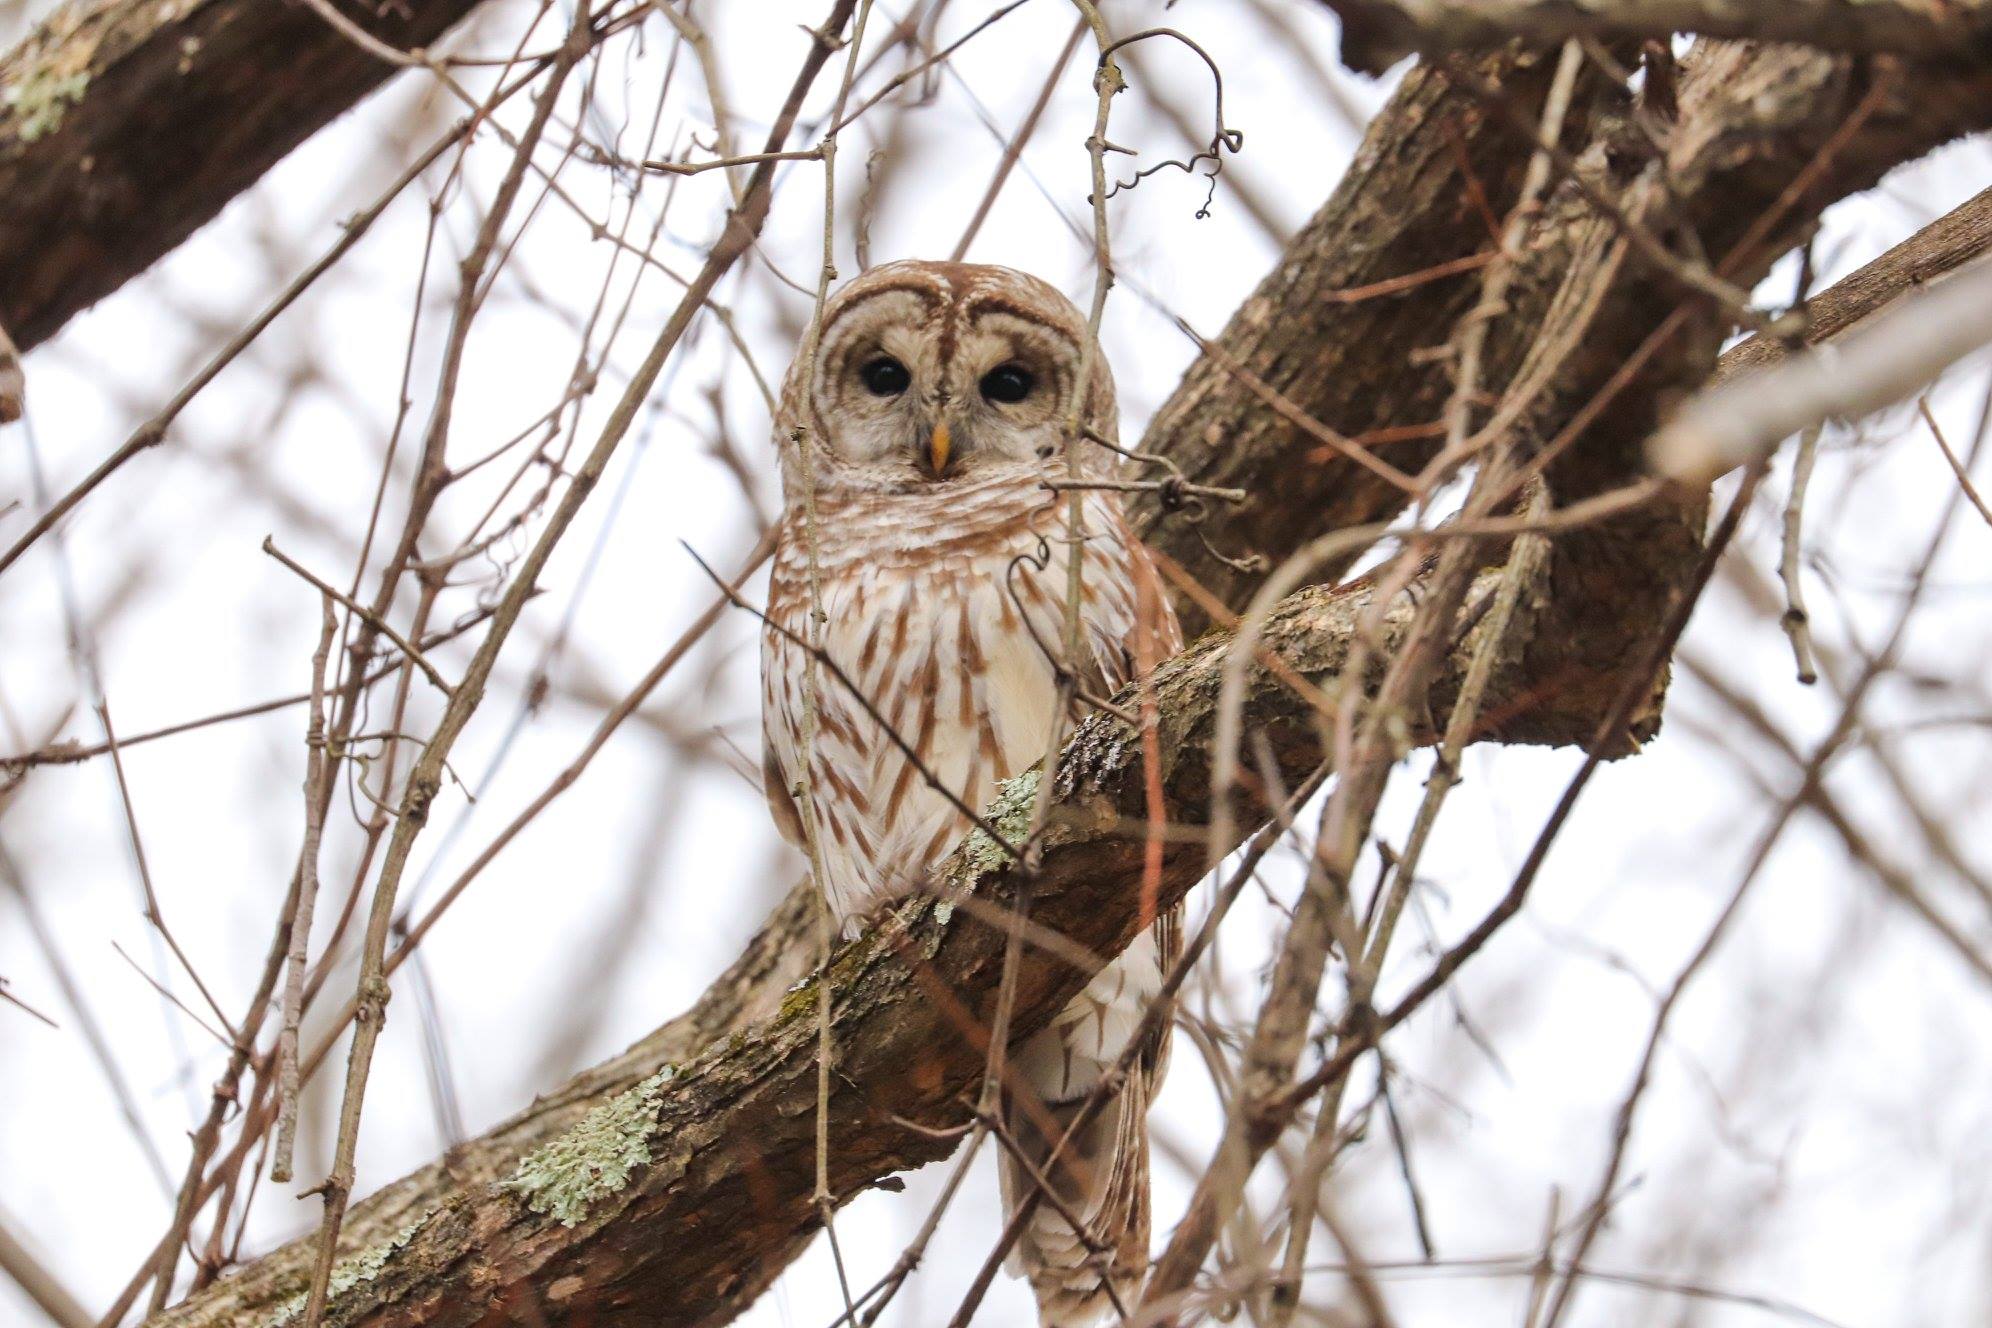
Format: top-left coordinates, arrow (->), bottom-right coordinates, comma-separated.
500,1066 -> 676,1227
777,971 -> 822,1025
962,768 -> 1040,878
3,68 -> 89,142
265,1214 -> 428,1327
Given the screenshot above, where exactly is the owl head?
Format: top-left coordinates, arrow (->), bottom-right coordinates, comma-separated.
772,260 -> 1119,497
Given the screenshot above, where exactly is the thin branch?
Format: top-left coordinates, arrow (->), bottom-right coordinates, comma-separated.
261,539 -> 456,699
98,702 -> 239,1046
0,599 -> 511,772
1540,459 -> 1967,1328
0,88 -> 542,582
273,594 -> 338,1184
0,1214 -> 91,1328
1920,395 -> 1992,528
295,5 -> 854,1320
637,147 -> 825,174
1779,426 -> 1823,684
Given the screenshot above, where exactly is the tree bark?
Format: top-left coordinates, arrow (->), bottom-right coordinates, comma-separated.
145,37 -> 1992,1328
0,0 -> 490,352
1318,0 -> 1992,74
1124,44 -> 1596,631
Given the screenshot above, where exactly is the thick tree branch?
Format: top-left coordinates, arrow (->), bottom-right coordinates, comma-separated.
146,38 -> 1992,1328
0,0 -> 491,352
1318,0 -> 1992,74
1127,44 -> 1992,632
1126,44 -> 1601,630
1716,183 -> 1992,381
1652,250 -> 1992,483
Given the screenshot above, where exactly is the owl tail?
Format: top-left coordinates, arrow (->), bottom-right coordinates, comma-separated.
999,930 -> 1171,1327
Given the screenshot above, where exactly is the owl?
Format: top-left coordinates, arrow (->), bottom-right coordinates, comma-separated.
759,260 -> 1182,1326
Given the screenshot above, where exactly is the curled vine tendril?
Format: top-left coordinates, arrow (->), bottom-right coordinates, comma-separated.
1093,28 -> 1243,219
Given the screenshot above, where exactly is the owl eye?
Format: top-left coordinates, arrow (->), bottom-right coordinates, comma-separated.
860,356 -> 910,397
979,363 -> 1035,404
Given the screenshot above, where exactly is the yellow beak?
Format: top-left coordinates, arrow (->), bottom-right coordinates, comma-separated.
929,422 -> 951,475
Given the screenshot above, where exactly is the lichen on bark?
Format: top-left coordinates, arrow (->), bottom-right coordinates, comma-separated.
499,1065 -> 679,1227
264,1214 -> 427,1327
962,768 -> 1041,877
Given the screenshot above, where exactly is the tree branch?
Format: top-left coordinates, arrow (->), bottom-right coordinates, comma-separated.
0,1211 -> 91,1328
1652,249 -> 1992,483
0,0 -> 492,352
1125,44 -> 1602,631
1716,183 -> 1992,380
1317,0 -> 1992,75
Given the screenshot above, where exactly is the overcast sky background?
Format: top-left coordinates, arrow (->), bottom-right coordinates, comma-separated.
2,2 -> 1990,1325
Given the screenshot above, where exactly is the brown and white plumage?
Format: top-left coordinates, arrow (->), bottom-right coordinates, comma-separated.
759,260 -> 1180,1325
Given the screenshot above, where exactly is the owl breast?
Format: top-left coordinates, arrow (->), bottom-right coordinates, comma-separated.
761,469 -> 1143,927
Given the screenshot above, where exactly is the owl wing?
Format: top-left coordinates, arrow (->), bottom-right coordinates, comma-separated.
761,743 -> 806,852
760,555 -> 886,927
1074,507 -> 1184,700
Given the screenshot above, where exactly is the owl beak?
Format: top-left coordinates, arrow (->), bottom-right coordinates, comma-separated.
927,421 -> 952,476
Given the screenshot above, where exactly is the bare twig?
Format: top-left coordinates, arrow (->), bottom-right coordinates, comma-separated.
0,1213 -> 91,1328
296,4 -> 853,1320
261,539 -> 456,699
0,600 -> 509,773
99,702 -> 239,1046
638,146 -> 825,174
951,18 -> 1088,261
0,845 -> 174,1194
1920,395 -> 1992,528
0,87 -> 545,582
0,975 -> 57,1029
1778,426 -> 1823,684
273,594 -> 338,1184
1539,456 -> 1969,1328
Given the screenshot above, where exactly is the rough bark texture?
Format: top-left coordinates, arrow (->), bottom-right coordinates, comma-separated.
0,0 -> 489,352
144,38 -> 1992,1328
1123,43 -> 1992,635
1319,0 -> 1992,74
1125,45 -> 1596,630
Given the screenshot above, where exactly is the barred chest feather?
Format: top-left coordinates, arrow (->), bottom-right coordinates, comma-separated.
761,468 -> 1144,926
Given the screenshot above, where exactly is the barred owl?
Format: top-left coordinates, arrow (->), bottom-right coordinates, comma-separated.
760,260 -> 1181,1325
